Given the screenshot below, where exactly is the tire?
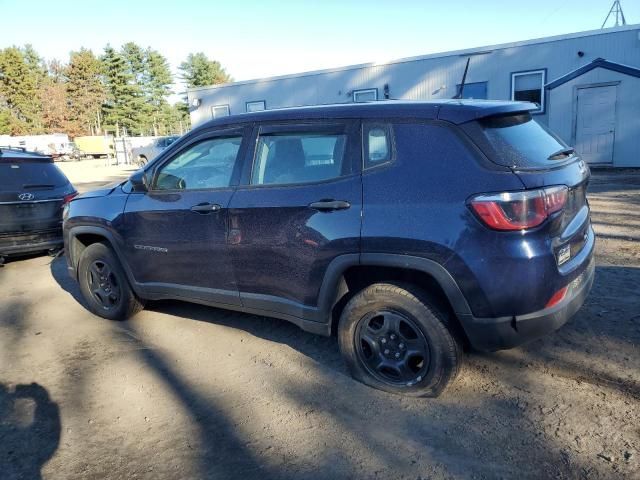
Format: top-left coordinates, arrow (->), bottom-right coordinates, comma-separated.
78,242 -> 144,321
338,282 -> 461,397
137,156 -> 147,167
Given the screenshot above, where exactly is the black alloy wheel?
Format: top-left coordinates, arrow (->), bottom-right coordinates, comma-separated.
86,260 -> 121,311
355,310 -> 430,386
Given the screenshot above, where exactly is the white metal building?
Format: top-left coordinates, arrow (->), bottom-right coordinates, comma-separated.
188,24 -> 640,167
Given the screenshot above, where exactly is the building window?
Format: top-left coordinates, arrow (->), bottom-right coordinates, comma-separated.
455,81 -> 488,99
353,88 -> 378,103
246,100 -> 266,112
511,70 -> 546,113
211,104 -> 230,118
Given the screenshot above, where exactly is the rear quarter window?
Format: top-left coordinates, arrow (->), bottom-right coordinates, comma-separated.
477,113 -> 572,168
0,162 -> 69,190
364,124 -> 393,169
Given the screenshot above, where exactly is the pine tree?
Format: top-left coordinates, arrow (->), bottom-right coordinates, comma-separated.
143,48 -> 173,134
101,45 -> 147,136
0,46 -> 44,133
66,48 -> 106,135
179,52 -> 231,88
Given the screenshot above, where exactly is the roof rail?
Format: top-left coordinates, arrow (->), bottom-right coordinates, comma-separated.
0,145 -> 28,153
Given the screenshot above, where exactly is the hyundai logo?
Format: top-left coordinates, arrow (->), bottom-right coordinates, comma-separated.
18,193 -> 34,201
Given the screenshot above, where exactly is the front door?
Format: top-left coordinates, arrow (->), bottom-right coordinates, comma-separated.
121,129 -> 247,305
228,121 -> 362,316
575,85 -> 617,164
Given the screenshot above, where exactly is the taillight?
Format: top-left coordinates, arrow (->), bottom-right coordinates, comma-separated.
62,192 -> 78,206
545,286 -> 568,308
469,186 -> 568,231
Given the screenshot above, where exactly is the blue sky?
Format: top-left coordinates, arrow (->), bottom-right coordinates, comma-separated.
1,0 -> 638,92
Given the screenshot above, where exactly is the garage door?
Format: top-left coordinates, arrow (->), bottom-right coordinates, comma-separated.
575,85 -> 617,164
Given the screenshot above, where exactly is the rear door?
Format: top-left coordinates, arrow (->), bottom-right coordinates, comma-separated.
228,121 -> 362,315
121,127 -> 249,305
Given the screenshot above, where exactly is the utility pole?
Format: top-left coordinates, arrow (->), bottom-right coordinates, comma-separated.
601,0 -> 627,28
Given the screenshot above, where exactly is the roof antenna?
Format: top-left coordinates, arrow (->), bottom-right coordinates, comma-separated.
453,57 -> 470,99
601,0 -> 627,28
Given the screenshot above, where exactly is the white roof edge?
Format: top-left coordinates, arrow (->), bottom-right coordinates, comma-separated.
188,23 -> 640,94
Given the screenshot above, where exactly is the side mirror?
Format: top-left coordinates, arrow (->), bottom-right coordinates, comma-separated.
130,169 -> 149,192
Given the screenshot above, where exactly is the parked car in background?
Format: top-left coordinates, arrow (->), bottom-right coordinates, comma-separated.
0,147 -> 77,263
131,136 -> 179,166
62,101 -> 594,397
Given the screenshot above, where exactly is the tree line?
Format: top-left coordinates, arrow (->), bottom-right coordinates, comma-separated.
0,44 -> 231,137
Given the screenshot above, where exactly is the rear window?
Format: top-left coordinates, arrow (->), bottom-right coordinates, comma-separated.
251,132 -> 347,185
0,162 -> 69,190
479,113 -> 572,168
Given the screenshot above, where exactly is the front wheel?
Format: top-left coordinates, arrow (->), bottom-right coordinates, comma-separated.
338,283 -> 461,397
78,242 -> 144,321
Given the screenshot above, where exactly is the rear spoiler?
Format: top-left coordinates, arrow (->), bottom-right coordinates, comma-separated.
437,102 -> 539,124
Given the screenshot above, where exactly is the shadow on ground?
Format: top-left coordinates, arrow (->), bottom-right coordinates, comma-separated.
0,383 -> 61,480
50,255 -> 343,373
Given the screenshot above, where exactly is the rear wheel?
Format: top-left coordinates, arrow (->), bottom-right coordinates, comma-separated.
338,282 -> 461,397
78,242 -> 144,321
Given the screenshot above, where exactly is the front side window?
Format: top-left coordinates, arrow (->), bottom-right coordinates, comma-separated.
251,132 -> 347,185
511,70 -> 545,113
154,136 -> 241,190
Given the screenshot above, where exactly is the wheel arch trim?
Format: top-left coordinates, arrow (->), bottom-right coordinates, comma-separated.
67,225 -> 140,294
322,253 -> 472,318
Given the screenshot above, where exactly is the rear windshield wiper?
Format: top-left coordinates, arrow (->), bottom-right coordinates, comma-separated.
547,147 -> 575,160
23,184 -> 56,190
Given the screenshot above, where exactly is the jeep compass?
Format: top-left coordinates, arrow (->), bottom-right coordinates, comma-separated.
62,101 -> 594,397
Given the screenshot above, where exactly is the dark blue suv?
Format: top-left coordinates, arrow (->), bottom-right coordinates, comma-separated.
63,101 -> 594,396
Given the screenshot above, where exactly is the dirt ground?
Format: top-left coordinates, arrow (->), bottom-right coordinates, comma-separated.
0,162 -> 638,480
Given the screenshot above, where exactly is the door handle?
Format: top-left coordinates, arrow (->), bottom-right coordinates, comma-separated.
191,202 -> 222,214
308,200 -> 351,211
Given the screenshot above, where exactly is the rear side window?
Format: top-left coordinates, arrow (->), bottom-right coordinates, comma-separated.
0,163 -> 69,190
251,132 -> 347,185
479,113 -> 571,168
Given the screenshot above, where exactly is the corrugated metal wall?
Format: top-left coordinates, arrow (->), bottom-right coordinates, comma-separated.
188,26 -> 640,166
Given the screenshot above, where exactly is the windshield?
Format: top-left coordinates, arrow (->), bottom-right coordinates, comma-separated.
480,113 -> 572,168
0,163 -> 69,190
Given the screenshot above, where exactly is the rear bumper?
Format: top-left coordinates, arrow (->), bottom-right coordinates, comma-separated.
0,230 -> 63,256
461,256 -> 595,351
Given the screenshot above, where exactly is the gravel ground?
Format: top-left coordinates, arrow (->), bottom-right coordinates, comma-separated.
0,164 -> 638,480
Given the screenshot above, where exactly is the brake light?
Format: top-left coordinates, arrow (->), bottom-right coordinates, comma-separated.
469,186 -> 568,231
62,192 -> 78,206
545,286 -> 568,308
